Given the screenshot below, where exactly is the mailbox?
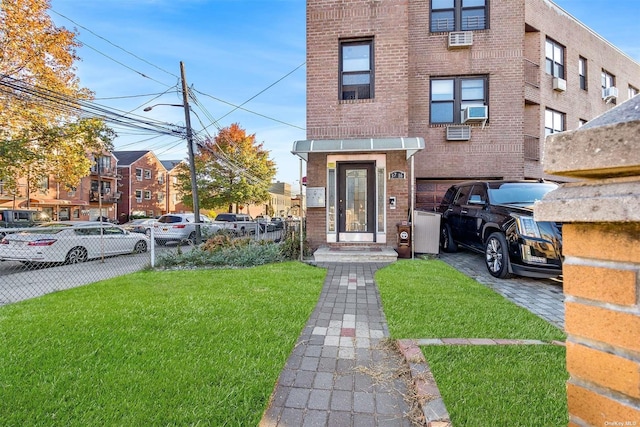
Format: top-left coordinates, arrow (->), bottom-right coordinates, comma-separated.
396,223 -> 411,259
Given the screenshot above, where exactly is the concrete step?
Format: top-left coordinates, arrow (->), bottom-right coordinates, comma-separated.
313,246 -> 398,263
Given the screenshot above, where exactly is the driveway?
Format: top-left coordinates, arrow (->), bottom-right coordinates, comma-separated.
437,249 -> 565,330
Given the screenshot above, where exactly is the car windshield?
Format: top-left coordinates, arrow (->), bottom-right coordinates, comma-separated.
488,183 -> 557,205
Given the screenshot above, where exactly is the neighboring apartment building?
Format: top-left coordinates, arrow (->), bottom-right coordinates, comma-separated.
294,0 -> 640,250
161,160 -> 189,214
0,152 -> 120,222
113,151 -> 168,222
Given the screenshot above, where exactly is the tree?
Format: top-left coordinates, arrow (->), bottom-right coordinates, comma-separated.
0,0 -> 113,193
176,123 -> 277,212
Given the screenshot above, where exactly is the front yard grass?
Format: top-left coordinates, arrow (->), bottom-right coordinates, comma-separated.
377,259 -> 568,426
0,262 -> 325,426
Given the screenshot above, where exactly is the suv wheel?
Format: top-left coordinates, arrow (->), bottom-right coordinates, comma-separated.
440,224 -> 457,253
485,232 -> 513,279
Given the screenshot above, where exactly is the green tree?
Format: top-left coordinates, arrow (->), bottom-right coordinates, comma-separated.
176,123 -> 276,212
0,0 -> 113,192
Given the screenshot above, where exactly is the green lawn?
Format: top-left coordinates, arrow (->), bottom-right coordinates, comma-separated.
0,262 -> 325,426
377,259 -> 568,426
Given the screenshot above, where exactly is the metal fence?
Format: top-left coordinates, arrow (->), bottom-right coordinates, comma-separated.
0,219 -> 303,307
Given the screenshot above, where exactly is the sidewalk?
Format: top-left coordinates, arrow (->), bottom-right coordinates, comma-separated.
260,262 -> 419,426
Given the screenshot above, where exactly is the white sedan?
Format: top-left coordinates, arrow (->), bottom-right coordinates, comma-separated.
0,222 -> 149,264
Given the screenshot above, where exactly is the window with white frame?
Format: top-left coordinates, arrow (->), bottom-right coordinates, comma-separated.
545,108 -> 565,136
158,173 -> 165,184
430,76 -> 487,124
430,0 -> 487,32
340,39 -> 373,101
158,192 -> 165,202
629,85 -> 639,99
135,190 -> 142,201
601,70 -> 615,90
135,168 -> 143,181
144,190 -> 152,200
545,38 -> 565,78
144,169 -> 152,180
578,56 -> 587,90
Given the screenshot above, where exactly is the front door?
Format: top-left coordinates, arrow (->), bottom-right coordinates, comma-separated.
337,162 -> 375,242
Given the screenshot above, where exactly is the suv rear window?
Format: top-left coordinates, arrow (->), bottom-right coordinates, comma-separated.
158,215 -> 187,224
215,214 -> 236,222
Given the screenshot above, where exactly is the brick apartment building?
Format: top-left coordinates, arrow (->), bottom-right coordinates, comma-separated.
294,0 -> 640,250
113,151 -> 168,222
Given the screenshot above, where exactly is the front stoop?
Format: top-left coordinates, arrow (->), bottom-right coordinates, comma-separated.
313,245 -> 398,263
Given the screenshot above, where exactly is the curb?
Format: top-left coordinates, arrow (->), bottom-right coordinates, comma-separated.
396,339 -> 452,427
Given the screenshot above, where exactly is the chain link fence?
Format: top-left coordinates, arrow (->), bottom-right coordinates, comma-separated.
0,219 -> 304,307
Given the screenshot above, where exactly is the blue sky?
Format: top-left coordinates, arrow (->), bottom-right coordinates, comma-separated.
49,0 -> 639,187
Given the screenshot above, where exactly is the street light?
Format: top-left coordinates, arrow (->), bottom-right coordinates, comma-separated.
144,61 -> 202,244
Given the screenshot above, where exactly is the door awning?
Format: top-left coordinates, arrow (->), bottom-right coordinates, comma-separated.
292,137 -> 425,161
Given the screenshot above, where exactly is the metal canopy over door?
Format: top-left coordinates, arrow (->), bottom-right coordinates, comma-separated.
337,162 -> 375,242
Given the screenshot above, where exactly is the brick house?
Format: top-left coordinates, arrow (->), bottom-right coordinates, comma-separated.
295,0 -> 640,251
0,151 -> 119,222
160,160 -> 190,214
113,151 -> 168,222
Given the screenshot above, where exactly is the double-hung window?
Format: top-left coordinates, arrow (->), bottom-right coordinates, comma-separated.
630,85 -> 639,99
340,39 -> 373,100
431,0 -> 487,32
578,56 -> 587,90
545,108 -> 565,136
545,38 -> 565,78
430,76 -> 487,124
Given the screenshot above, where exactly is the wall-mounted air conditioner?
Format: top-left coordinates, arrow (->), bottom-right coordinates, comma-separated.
448,31 -> 473,48
462,105 -> 488,123
552,77 -> 566,92
446,125 -> 471,141
602,86 -> 618,101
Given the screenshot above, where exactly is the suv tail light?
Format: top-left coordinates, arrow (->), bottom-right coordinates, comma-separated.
173,224 -> 186,229
28,239 -> 57,246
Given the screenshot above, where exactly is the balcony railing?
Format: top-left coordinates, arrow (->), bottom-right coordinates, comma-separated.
524,59 -> 540,88
524,135 -> 540,161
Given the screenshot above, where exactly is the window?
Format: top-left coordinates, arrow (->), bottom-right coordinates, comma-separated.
39,177 -> 49,192
578,119 -> 588,127
430,76 -> 487,124
144,169 -> 152,180
545,108 -> 565,136
135,168 -> 143,181
158,173 -> 165,184
340,39 -> 373,100
144,190 -> 152,200
431,0 -> 487,32
601,70 -> 615,90
602,70 -> 616,102
545,38 -> 565,78
629,85 -> 639,99
578,57 -> 587,90
135,190 -> 142,201
158,192 -> 165,202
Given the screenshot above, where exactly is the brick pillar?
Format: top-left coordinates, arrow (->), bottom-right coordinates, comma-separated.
536,97 -> 640,426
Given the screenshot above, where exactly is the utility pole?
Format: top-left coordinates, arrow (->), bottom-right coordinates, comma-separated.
180,61 -> 201,244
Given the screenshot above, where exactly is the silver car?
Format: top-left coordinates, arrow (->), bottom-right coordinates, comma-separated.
0,222 -> 149,265
153,214 -> 220,245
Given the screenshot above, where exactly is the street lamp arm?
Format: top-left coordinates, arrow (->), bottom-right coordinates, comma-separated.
143,103 -> 184,112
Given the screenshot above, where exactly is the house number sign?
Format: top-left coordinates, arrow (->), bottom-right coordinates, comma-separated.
389,170 -> 406,179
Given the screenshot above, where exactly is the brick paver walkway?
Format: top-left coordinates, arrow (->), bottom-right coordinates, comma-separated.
260,262 -> 417,426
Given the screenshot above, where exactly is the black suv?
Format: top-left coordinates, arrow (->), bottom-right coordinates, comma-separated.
438,180 -> 563,279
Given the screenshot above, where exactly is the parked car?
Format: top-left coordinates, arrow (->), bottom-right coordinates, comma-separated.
153,213 -> 220,245
437,180 -> 563,279
122,218 -> 156,236
255,215 -> 276,232
0,222 -> 149,265
0,209 -> 50,238
213,213 -> 256,236
270,217 -> 285,230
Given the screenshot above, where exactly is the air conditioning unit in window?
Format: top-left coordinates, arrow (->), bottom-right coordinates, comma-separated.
462,105 -> 488,123
552,77 -> 566,92
446,125 -> 471,141
448,31 -> 473,48
602,86 -> 618,102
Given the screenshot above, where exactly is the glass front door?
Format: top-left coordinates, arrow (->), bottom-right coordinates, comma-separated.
337,162 -> 375,242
